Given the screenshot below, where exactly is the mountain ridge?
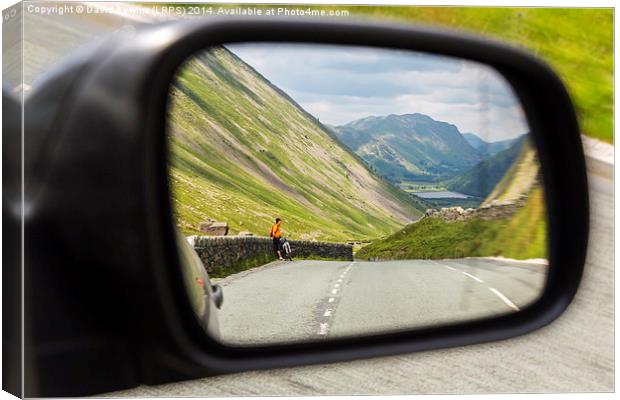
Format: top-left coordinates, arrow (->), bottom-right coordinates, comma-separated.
463,132 -> 525,158
332,113 -> 482,183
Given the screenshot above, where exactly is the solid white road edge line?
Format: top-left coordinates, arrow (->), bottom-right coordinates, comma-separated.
489,287 -> 520,311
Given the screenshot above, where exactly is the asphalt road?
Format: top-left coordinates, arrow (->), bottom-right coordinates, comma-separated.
216,258 -> 546,345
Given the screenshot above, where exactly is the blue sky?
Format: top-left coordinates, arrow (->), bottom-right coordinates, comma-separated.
228,43 -> 529,142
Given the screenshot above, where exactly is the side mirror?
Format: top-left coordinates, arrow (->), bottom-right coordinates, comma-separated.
15,18 -> 588,396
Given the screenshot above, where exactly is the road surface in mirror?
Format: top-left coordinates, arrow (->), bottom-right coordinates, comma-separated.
215,258 -> 546,344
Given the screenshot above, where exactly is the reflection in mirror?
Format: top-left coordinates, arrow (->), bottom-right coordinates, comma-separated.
167,43 -> 547,346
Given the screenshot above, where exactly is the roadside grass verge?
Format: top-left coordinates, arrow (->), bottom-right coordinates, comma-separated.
208,252 -> 275,279
356,187 -> 547,261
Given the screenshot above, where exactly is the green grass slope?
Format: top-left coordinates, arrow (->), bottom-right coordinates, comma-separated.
483,139 -> 540,207
355,187 -> 546,261
168,47 -> 423,242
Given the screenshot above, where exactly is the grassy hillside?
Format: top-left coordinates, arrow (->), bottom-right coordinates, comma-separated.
355,187 -> 546,261
484,139 -> 540,206
446,137 -> 526,198
356,137 -> 546,261
168,47 -> 423,242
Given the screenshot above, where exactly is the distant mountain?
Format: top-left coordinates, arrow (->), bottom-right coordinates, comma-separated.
463,132 -> 525,157
445,136 -> 527,198
168,46 -> 423,242
332,114 -> 482,183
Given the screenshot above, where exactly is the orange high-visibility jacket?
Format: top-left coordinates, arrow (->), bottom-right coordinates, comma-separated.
271,222 -> 281,239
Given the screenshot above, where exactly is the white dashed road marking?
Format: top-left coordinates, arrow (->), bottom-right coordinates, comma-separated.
442,263 -> 520,312
317,261 -> 357,338
489,287 -> 520,311
462,271 -> 484,283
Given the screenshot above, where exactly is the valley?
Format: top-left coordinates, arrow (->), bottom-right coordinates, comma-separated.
168,44 -> 536,248
332,113 -> 528,209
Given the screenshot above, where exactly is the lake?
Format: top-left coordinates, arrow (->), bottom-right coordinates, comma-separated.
411,190 -> 472,199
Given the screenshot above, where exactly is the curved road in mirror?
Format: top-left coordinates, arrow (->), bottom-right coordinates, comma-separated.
215,258 -> 546,345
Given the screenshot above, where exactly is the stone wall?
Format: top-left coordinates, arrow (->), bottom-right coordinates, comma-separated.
424,197 -> 526,222
188,235 -> 353,277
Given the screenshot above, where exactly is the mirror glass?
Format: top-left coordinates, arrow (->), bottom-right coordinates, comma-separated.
167,43 -> 547,346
